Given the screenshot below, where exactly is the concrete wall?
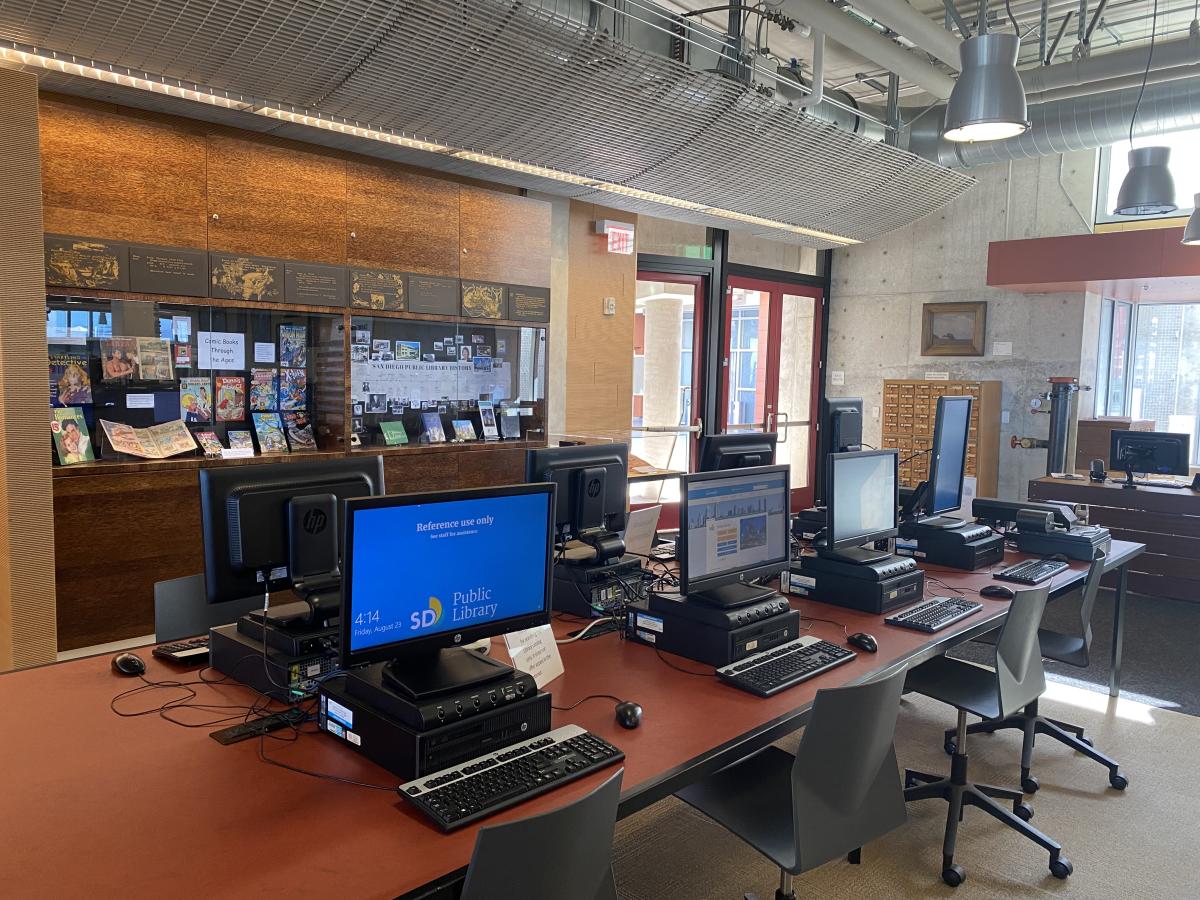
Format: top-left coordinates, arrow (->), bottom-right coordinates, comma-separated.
828,151 -> 1101,500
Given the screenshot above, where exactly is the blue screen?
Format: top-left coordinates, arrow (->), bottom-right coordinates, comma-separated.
347,491 -> 550,653
931,397 -> 971,514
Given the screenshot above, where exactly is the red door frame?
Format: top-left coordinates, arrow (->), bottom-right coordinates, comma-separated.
631,271 -> 707,530
722,276 -> 825,511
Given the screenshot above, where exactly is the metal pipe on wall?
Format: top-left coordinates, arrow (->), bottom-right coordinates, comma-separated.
844,0 -> 963,69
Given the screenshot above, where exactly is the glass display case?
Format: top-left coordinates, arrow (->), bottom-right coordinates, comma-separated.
349,315 -> 546,449
47,295 -> 345,464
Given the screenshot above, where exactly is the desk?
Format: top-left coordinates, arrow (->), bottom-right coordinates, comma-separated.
0,542 -> 1141,899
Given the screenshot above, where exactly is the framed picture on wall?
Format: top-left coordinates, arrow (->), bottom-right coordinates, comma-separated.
921,301 -> 986,356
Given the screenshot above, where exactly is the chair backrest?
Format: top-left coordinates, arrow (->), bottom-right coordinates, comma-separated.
791,666 -> 907,874
994,584 -> 1050,717
153,573 -> 261,643
1072,551 -> 1107,663
461,769 -> 622,900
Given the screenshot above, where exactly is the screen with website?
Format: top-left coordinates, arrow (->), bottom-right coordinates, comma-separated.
830,453 -> 896,544
931,397 -> 970,513
684,469 -> 789,582
347,491 -> 550,652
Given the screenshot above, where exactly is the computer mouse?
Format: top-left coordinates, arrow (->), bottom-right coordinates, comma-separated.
847,632 -> 878,653
111,652 -> 146,677
981,584 -> 1016,599
1050,554 -> 1070,563
615,700 -> 643,729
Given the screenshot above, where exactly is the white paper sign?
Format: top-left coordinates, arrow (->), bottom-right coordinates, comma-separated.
126,394 -> 155,409
925,371 -> 950,381
171,315 -> 192,342
221,447 -> 255,460
254,341 -> 276,364
831,370 -> 846,386
992,341 -> 1013,356
350,358 -> 510,405
198,332 -> 246,370
503,624 -> 564,689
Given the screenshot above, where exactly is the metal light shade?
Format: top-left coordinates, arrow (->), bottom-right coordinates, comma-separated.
1182,194 -> 1200,244
1114,146 -> 1177,215
943,33 -> 1028,142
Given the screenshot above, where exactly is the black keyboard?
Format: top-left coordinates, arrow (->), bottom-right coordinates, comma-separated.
994,558 -> 1070,585
399,725 -> 624,831
152,636 -> 209,664
886,596 -> 982,633
717,636 -> 856,697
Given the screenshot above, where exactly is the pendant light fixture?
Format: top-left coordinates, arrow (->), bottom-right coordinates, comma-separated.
943,0 -> 1028,143
1182,196 -> 1200,245
1114,0 -> 1177,216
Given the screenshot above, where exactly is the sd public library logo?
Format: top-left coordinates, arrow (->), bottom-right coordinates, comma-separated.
409,588 -> 499,631
410,596 -> 444,630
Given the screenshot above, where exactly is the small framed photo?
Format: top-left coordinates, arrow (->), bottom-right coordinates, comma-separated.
921,301 -> 987,356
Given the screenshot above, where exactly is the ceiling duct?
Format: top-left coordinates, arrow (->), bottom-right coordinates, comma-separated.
0,0 -> 976,246
907,77 -> 1200,168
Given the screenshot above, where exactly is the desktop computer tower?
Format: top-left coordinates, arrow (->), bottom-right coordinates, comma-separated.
552,556 -> 644,617
624,595 -> 801,667
318,675 -> 552,780
209,622 -> 339,701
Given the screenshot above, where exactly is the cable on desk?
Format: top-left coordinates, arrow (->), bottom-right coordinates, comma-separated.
655,648 -> 717,678
924,574 -> 966,597
256,731 -> 402,793
798,614 -> 850,637
551,693 -> 625,711
556,617 -> 622,644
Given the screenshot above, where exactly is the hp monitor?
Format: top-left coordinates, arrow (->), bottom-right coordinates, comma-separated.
815,397 -> 863,505
698,432 -> 778,471
679,465 -> 791,608
341,482 -> 555,698
910,395 -> 972,526
525,442 -> 629,561
1110,430 -> 1191,488
825,450 -> 899,564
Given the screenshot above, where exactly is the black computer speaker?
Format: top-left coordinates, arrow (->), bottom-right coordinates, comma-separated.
1089,459 -> 1107,483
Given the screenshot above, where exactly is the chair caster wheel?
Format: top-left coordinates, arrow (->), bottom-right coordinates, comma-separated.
1021,775 -> 1040,794
942,864 -> 966,887
1050,856 -> 1073,879
1014,801 -> 1034,821
944,738 -> 957,755
1110,771 -> 1129,790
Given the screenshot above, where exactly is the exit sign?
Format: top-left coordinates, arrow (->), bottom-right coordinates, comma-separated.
594,219 -> 635,255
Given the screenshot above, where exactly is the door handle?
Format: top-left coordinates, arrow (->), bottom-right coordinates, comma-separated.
774,411 -> 789,443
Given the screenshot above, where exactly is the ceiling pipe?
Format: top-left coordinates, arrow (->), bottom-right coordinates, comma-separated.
1026,61 -> 1200,103
781,0 -> 957,99
1021,31 -> 1200,92
906,76 -> 1200,168
846,0 -> 963,69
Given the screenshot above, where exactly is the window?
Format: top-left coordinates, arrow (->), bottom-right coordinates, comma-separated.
1097,299 -> 1200,466
1096,130 -> 1200,225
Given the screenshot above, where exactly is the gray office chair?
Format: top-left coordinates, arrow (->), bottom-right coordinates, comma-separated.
904,584 -> 1073,887
460,769 -> 621,900
951,552 -> 1128,793
674,667 -> 908,900
154,573 -> 262,643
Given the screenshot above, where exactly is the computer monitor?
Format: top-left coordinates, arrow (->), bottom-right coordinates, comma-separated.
698,432 -> 778,471
815,397 -> 863,505
340,482 -> 555,698
911,395 -> 972,526
1110,430 -> 1191,488
679,465 -> 791,608
525,442 -> 628,560
199,456 -> 386,611
825,450 -> 899,564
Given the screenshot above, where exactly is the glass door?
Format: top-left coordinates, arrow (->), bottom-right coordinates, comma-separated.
722,276 -> 824,510
632,272 -> 706,510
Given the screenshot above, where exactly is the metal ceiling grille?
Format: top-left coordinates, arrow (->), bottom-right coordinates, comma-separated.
1,0 -> 976,246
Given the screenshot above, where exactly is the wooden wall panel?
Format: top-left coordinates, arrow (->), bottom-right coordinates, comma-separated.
564,201 -> 636,433
206,132 -> 348,264
460,187 -> 552,287
346,160 -> 460,276
39,96 -> 209,247
1,71 -> 58,668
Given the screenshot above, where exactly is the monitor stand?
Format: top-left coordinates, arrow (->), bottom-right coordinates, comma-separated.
818,546 -> 892,565
914,515 -> 963,529
382,647 -> 516,702
687,581 -> 778,609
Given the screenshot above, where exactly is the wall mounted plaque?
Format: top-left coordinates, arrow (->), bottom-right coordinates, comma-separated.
508,285 -> 551,322
45,235 -> 129,290
209,252 -> 284,303
287,262 -> 349,307
350,268 -> 406,311
408,275 -> 460,315
461,281 -> 508,320
129,244 -> 207,297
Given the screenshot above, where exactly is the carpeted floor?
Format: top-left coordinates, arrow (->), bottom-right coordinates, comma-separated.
612,683 -> 1196,898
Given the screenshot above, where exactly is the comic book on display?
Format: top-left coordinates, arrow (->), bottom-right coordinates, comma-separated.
215,376 -> 246,421
379,420 -> 409,446
252,412 -> 289,453
451,419 -> 476,442
283,412 -> 317,451
98,419 -> 196,459
279,368 -> 307,410
136,339 -> 175,381
228,431 -> 254,452
478,400 -> 500,440
49,352 -> 93,406
249,368 -> 278,411
99,337 -> 139,382
279,324 -> 307,368
179,377 -> 213,423
50,408 -> 95,465
421,412 -> 446,444
194,431 -> 224,457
